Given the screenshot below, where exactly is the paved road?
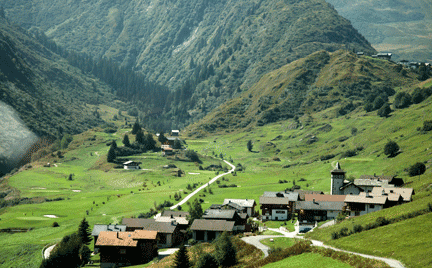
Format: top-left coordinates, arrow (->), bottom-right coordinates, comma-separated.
155,160 -> 236,219
241,225 -> 406,268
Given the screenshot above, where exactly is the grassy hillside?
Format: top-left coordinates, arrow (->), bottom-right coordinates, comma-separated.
2,0 -> 376,128
185,50 -> 420,136
326,0 -> 432,62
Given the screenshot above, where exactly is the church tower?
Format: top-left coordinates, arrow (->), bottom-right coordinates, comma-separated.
331,162 -> 346,195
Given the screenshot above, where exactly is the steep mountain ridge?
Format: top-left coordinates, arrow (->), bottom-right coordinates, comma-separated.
326,0 -> 432,62
2,0 -> 376,127
184,50 -> 419,136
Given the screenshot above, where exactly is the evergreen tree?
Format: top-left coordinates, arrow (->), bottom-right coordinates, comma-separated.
0,6 -> 5,19
132,120 -> 141,135
173,244 -> 190,268
136,129 -> 145,145
158,132 -> 168,144
107,143 -> 116,163
195,253 -> 218,268
215,232 -> 237,267
247,140 -> 253,152
123,134 -> 131,147
79,245 -> 92,266
174,139 -> 182,149
188,198 -> 203,223
384,141 -> 399,158
111,140 -> 117,150
394,92 -> 412,109
145,133 -> 156,150
78,218 -> 92,245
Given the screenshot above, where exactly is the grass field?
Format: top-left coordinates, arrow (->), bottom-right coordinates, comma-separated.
262,252 -> 353,268
260,237 -> 295,249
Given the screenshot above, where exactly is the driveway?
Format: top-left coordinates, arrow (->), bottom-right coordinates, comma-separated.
241,225 -> 406,268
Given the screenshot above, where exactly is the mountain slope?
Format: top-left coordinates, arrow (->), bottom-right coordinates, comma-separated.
184,50 -> 419,136
0,17 -> 123,175
326,0 -> 432,62
2,0 -> 376,126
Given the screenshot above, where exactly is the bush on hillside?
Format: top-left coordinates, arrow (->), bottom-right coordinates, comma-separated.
394,92 -> 412,109
421,120 -> 432,132
384,140 -> 399,158
377,103 -> 391,117
408,162 -> 426,177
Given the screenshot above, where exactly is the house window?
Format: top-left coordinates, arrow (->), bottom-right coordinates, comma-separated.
370,205 -> 375,209
120,249 -> 126,254
275,210 -> 286,214
355,211 -> 360,216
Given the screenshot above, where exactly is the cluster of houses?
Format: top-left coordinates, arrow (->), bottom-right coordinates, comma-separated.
260,163 -> 414,231
357,51 -> 431,69
160,130 -> 181,156
91,163 -> 414,267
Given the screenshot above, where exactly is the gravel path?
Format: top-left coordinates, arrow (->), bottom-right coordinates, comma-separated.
241,225 -> 406,268
43,244 -> 56,259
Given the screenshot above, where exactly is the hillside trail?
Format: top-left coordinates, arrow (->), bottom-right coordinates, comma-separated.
242,225 -> 406,268
154,160 -> 236,218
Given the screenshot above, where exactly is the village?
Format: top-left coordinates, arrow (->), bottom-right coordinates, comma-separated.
92,141 -> 415,268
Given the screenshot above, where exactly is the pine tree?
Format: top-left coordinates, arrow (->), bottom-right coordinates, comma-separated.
215,232 -> 237,267
174,139 -> 182,149
158,132 -> 168,144
173,244 -> 190,268
145,133 -> 156,150
247,140 -> 253,152
136,129 -> 145,145
123,134 -> 131,147
107,143 -> 116,163
79,245 -> 92,266
132,120 -> 141,134
188,198 -> 203,223
195,253 -> 218,268
78,218 -> 92,245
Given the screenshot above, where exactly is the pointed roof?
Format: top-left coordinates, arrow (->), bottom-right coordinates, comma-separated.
331,162 -> 346,174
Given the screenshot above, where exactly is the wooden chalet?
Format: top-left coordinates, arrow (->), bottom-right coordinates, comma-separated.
259,191 -> 299,221
96,230 -> 158,268
91,224 -> 127,250
344,192 -> 390,217
190,219 -> 235,242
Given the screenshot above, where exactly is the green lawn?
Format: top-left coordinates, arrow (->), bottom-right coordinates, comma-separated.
262,253 -> 353,268
260,237 -> 295,249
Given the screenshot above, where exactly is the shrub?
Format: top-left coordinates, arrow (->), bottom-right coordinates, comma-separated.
320,154 -> 335,161
421,120 -> 432,132
375,217 -> 389,227
52,222 -> 59,227
384,140 -> 399,158
394,92 -> 412,109
377,103 -> 391,117
408,162 -> 426,176
331,232 -> 339,240
353,224 -> 363,233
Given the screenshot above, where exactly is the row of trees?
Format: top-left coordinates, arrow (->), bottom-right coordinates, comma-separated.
40,218 -> 92,268
173,232 -> 237,268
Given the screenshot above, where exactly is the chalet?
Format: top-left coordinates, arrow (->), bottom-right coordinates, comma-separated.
354,175 -> 403,193
259,191 -> 299,221
344,192 -> 389,217
372,52 -> 392,60
296,199 -> 345,224
122,218 -> 180,248
398,60 -> 410,66
96,230 -> 158,268
162,147 -> 174,156
123,161 -> 141,170
339,182 -> 364,195
222,199 -> 257,217
202,209 -> 247,231
171,130 -> 180,136
356,52 -> 365,56
294,190 -> 324,201
371,187 -> 414,203
190,219 -> 235,242
91,224 -> 127,250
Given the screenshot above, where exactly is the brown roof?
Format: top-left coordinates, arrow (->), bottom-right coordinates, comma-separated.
304,194 -> 346,202
161,210 -> 190,218
294,190 -> 324,201
96,230 -> 157,247
371,187 -> 414,202
344,194 -> 387,205
122,218 -> 177,233
190,219 -> 235,232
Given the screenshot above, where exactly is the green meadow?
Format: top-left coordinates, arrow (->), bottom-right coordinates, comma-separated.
262,253 -> 353,268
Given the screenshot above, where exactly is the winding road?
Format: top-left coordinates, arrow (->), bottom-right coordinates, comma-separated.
241,225 -> 406,268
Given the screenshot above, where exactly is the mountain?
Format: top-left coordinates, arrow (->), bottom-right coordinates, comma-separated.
184,50 -> 420,136
0,16 -> 123,175
325,0 -> 432,62
1,0 -> 376,127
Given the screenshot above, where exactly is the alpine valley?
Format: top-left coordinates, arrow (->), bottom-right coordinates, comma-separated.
0,1 -> 431,268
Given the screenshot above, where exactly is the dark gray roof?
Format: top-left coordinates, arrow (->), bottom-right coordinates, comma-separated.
190,219 -> 235,232
296,201 -> 344,211
202,209 -> 236,220
91,224 -> 127,236
161,210 -> 190,218
340,182 -> 364,191
209,204 -> 223,209
122,218 -> 177,234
